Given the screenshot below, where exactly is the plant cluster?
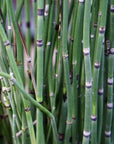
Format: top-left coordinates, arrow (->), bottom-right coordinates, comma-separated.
0,0 -> 114,144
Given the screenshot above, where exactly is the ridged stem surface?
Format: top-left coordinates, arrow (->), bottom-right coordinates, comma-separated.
82,0 -> 92,144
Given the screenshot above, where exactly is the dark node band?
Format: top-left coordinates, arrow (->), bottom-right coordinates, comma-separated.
37,9 -> 44,16
63,54 -> 69,59
4,40 -> 10,46
83,48 -> 90,55
39,101 -> 43,105
83,131 -> 91,138
86,85 -> 92,89
110,48 -> 114,54
36,40 -> 43,47
58,133 -> 64,141
94,62 -> 100,69
66,120 -> 72,125
107,78 -> 113,85
110,5 -> 114,12
83,53 -> 90,56
91,115 -> 97,121
29,90 -> 35,95
94,22 -> 97,28
72,117 -> 76,120
107,103 -> 113,109
70,37 -> 74,42
98,89 -> 104,95
99,26 -> 105,34
26,22 -> 30,28
85,81 -> 92,88
5,105 -> 11,109
55,24 -> 59,30
105,131 -> 111,137
16,61 -> 22,66
25,107 -> 30,112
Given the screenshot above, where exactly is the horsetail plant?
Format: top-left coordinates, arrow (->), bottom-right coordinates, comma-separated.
62,0 -> 73,144
36,0 -> 44,143
0,1 -> 114,144
104,1 -> 114,143
91,0 -> 108,143
82,0 -> 92,144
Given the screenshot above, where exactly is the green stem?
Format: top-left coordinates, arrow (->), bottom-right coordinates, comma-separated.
97,46 -> 104,144
91,0 -> 108,143
7,0 -> 24,81
62,0 -> 72,143
36,0 -> 44,143
82,0 -> 92,144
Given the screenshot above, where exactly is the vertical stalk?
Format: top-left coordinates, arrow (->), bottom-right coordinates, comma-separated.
44,0 -> 54,79
68,0 -> 75,25
0,23 -> 36,144
82,0 -> 92,144
72,1 -> 84,143
8,0 -> 24,81
36,0 -> 44,143
48,0 -> 59,115
0,71 -> 59,144
68,0 -> 78,70
111,2 -> 114,143
25,0 -> 31,54
97,47 -> 104,144
105,1 -> 114,143
79,61 -> 85,142
62,0 -> 72,143
10,86 -> 18,144
58,101 -> 67,143
90,0 -> 99,62
91,0 -> 108,144
15,0 -> 24,21
43,0 -> 51,49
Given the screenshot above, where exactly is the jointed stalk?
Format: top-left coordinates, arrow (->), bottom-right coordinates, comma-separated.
36,0 -> 45,144
105,1 -> 114,143
25,0 -> 31,54
97,48 -> 104,144
72,1 -> 84,143
0,22 -> 36,144
0,71 -> 58,144
7,0 -> 24,80
82,0 -> 92,144
62,0 -> 72,143
91,1 -> 108,143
